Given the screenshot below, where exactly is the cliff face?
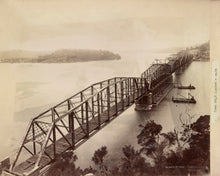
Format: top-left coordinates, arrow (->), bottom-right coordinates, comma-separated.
0,49 -> 121,63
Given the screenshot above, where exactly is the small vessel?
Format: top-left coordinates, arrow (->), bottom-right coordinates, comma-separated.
172,93 -> 196,104
174,82 -> 195,89
177,84 -> 195,89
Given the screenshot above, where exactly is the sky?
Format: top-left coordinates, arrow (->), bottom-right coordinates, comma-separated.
0,0 -> 210,51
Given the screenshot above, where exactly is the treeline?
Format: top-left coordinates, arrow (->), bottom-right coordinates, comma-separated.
47,114 -> 210,176
0,49 -> 121,63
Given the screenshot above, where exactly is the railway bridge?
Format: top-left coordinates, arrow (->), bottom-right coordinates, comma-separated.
3,53 -> 193,176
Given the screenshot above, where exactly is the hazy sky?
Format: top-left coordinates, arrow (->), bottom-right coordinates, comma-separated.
0,0 -> 210,51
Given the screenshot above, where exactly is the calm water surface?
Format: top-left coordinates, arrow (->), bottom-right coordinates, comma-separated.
0,51 -> 210,169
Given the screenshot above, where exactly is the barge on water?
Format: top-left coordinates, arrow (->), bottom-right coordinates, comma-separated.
174,84 -> 195,89
172,93 -> 196,104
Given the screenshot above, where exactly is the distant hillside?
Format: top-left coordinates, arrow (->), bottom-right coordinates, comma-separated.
37,49 -> 121,63
0,50 -> 50,59
193,42 -> 209,61
0,49 -> 121,63
173,42 -> 209,61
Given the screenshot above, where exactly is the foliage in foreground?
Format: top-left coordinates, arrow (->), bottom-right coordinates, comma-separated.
47,115 -> 210,176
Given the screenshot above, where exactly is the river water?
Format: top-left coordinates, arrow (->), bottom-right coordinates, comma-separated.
0,51 -> 210,169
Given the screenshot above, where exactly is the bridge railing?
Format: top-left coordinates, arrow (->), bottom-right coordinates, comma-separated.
10,77 -> 149,175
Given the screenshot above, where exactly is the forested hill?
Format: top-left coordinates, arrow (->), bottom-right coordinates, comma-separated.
186,42 -> 210,61
0,49 -> 121,63
193,42 -> 209,61
173,42 -> 209,61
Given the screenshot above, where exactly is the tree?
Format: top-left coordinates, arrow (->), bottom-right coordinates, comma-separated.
46,115 -> 210,176
185,115 -> 210,168
136,115 -> 210,175
92,146 -> 108,176
166,115 -> 210,174
47,150 -> 82,176
120,145 -> 148,176
137,120 -> 171,175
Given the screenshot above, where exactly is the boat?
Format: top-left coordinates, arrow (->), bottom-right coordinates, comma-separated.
174,83 -> 195,89
177,84 -> 195,89
172,93 -> 196,104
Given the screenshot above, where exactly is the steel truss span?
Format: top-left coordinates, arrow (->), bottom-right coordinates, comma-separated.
5,53 -> 193,176
10,77 -> 148,176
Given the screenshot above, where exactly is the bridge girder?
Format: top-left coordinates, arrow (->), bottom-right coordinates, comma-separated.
10,77 -> 149,176
6,52 -> 195,176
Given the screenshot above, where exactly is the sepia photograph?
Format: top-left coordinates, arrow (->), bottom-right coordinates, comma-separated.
0,0 -> 219,176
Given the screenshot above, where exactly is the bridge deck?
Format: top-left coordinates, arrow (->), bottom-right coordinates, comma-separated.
13,93 -> 137,175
